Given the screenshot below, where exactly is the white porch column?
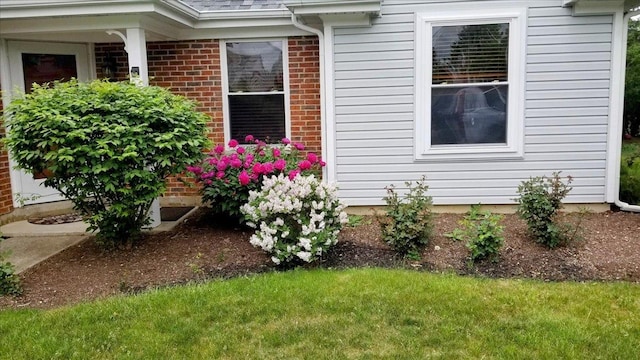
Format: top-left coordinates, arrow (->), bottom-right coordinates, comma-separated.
124,28 -> 160,227
125,28 -> 149,86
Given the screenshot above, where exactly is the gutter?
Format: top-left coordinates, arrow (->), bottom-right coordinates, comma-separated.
289,14 -> 330,182
614,9 -> 640,212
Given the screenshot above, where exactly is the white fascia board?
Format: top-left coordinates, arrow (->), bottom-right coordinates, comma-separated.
563,0 -> 579,6
0,0 -> 291,29
197,9 -> 292,20
285,0 -> 381,16
193,18 -> 296,30
176,26 -> 309,40
0,15 -> 143,35
193,9 -> 293,29
564,0 -> 625,15
0,1 -> 158,20
319,13 -> 372,27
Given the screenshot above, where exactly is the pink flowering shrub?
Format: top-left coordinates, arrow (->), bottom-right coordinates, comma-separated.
188,136 -> 325,221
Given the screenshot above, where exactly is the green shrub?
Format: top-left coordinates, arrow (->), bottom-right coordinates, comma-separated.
377,177 -> 433,259
3,80 -> 209,248
0,236 -> 22,296
447,205 -> 504,263
620,142 -> 640,204
515,172 -> 577,248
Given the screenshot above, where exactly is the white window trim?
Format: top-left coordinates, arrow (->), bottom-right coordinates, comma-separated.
220,38 -> 291,146
414,7 -> 527,161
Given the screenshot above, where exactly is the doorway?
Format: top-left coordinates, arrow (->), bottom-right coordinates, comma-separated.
6,41 -> 92,206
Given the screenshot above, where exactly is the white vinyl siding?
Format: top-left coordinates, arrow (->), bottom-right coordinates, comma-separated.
333,0 -> 612,206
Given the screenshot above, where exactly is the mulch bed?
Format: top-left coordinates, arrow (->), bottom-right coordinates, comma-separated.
2,208 -> 639,309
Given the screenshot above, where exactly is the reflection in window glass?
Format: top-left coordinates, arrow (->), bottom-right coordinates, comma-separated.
22,53 -> 77,93
226,42 -> 283,93
229,94 -> 285,142
431,85 -> 507,145
225,41 -> 286,144
430,24 -> 509,145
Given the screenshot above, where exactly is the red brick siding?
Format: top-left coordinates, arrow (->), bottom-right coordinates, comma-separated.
94,35 -> 321,197
0,89 -> 13,215
288,37 -> 322,154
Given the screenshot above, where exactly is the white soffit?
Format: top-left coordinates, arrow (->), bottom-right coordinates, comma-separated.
284,0 -> 381,16
563,0 -> 638,14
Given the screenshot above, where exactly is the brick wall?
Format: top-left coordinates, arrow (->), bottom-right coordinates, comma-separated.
0,82 -> 14,216
95,35 -> 321,198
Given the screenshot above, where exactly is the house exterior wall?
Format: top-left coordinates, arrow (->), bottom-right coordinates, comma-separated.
95,35 -> 321,199
333,0 -> 614,205
0,96 -> 13,216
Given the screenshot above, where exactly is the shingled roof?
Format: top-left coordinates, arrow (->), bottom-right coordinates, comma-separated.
180,0 -> 285,11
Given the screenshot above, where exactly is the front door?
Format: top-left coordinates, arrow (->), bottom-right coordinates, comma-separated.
7,41 -> 91,206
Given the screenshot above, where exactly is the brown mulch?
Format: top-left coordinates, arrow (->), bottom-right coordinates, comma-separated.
1,209 -> 639,310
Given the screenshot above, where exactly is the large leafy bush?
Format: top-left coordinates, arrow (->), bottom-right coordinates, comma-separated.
3,80 -> 209,247
189,136 -> 324,222
241,174 -> 347,265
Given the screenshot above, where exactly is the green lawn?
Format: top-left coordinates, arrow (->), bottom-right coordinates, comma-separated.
622,137 -> 640,155
1,269 -> 639,359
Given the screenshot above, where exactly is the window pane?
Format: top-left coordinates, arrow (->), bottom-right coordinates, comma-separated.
229,94 -> 285,143
432,24 -> 509,84
226,42 -> 284,92
431,85 -> 507,145
22,53 -> 77,93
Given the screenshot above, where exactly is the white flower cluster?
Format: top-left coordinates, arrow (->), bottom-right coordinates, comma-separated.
241,174 -> 348,265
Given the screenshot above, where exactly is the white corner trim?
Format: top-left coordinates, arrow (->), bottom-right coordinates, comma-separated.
289,15 -> 331,183
607,10 -> 640,211
322,23 -> 337,183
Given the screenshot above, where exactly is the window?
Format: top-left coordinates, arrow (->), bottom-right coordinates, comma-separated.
415,8 -> 526,160
221,40 -> 290,144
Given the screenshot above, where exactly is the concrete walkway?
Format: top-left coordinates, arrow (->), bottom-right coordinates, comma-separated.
0,207 -> 198,274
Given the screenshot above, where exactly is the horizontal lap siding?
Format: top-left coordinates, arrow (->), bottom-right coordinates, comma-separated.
333,0 -> 612,205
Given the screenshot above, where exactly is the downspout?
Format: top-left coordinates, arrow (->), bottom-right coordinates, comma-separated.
613,9 -> 640,212
289,14 -> 330,182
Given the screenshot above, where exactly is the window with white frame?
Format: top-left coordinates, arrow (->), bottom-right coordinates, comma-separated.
222,40 -> 289,144
415,8 -> 526,159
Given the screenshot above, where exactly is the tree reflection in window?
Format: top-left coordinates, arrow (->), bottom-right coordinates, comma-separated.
226,42 -> 283,93
431,24 -> 509,145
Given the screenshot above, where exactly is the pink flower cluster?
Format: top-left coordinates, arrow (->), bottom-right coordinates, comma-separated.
188,136 -> 325,187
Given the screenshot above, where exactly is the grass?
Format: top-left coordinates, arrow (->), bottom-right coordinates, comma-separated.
622,137 -> 640,155
1,268 -> 639,359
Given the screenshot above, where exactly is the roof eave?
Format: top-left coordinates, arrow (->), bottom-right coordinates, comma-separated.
563,0 -> 639,12
284,0 -> 381,16
0,0 -> 292,25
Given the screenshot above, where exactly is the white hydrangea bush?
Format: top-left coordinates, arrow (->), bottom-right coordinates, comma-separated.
241,174 -> 348,265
